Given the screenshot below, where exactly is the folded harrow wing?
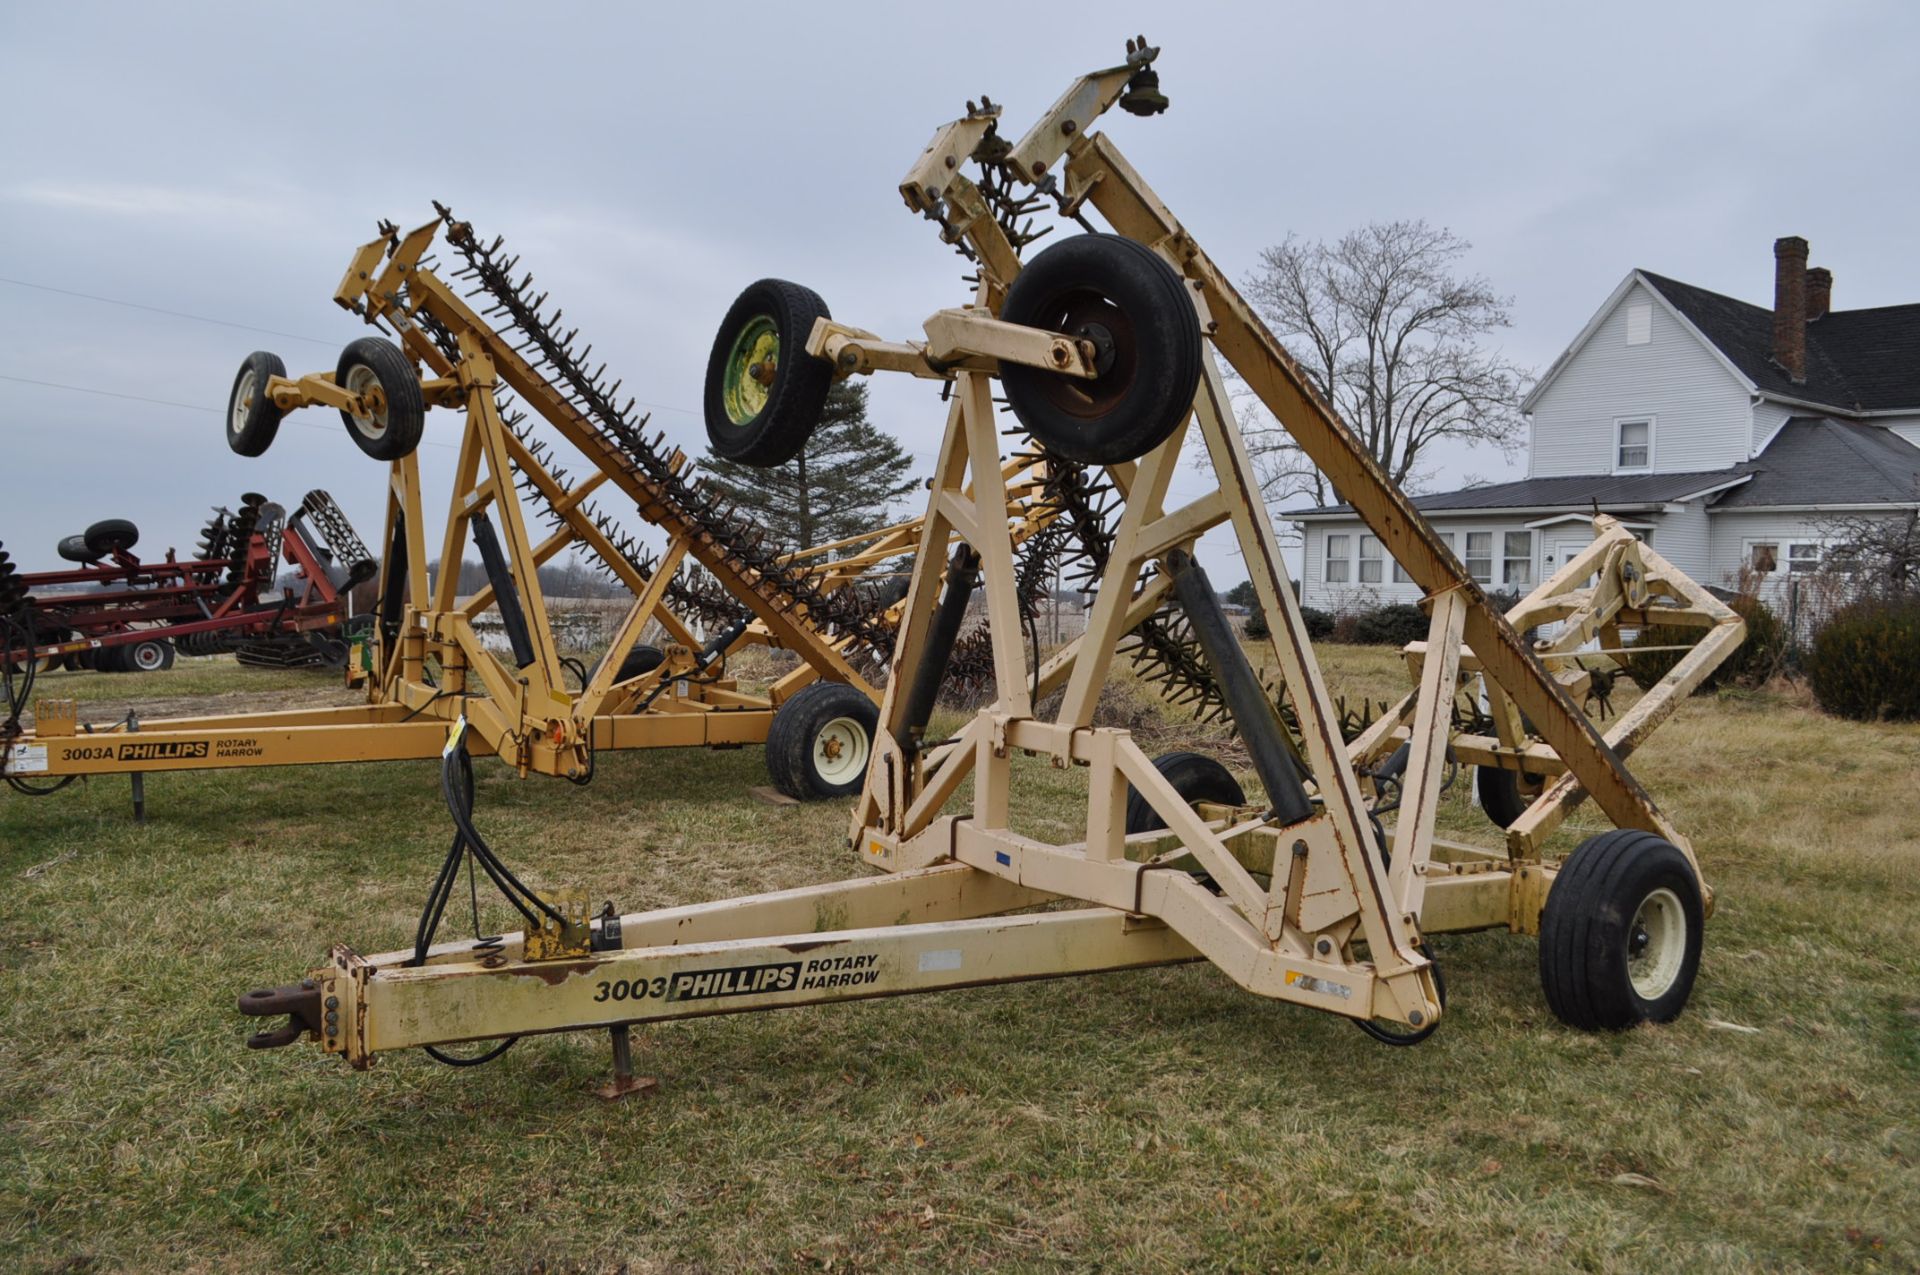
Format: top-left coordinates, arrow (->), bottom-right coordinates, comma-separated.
240,41 -> 1741,1084
3,213 -> 1064,809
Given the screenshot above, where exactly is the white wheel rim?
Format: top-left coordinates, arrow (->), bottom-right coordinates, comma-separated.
132,643 -> 164,671
232,368 -> 256,435
344,364 -> 388,438
1627,886 -> 1687,1000
812,716 -> 870,786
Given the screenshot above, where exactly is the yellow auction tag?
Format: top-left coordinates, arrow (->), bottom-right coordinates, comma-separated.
443,714 -> 468,757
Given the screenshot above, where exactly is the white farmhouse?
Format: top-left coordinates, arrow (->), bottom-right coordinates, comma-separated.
1290,237 -> 1920,614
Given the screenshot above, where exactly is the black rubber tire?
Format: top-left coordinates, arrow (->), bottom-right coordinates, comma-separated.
1477,764 -> 1545,829
703,279 -> 834,467
335,338 -> 426,461
123,638 -> 174,673
227,351 -> 288,457
765,681 -> 879,801
999,234 -> 1203,465
97,644 -> 130,673
1539,829 -> 1704,1031
83,519 -> 139,558
1124,751 -> 1247,835
615,644 -> 666,682
57,534 -> 95,564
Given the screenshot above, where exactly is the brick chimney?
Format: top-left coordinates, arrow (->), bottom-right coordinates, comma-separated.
1773,236 -> 1808,381
1806,266 -> 1833,320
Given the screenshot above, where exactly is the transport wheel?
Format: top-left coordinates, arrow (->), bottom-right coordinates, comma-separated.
1538,829 -> 1703,1031
703,279 -> 834,467
1124,750 -> 1246,835
123,638 -> 174,673
83,519 -> 139,558
615,644 -> 665,682
766,681 -> 879,801
227,351 -> 289,456
57,534 -> 94,564
335,338 -> 426,461
998,233 -> 1203,465
1477,764 -> 1546,829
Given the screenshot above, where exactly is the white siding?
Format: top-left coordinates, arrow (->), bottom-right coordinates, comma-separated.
1707,510 -> 1839,593
1652,499 -> 1712,582
1528,281 -> 1754,478
1749,398 -> 1795,457
1879,415 -> 1920,449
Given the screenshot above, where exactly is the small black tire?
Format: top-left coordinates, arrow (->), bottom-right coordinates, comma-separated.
615,644 -> 666,682
123,638 -> 174,673
335,338 -> 426,461
227,351 -> 288,457
1124,751 -> 1247,835
1539,829 -> 1704,1031
765,681 -> 879,801
703,279 -> 834,467
57,534 -> 95,564
1477,764 -> 1545,829
999,234 -> 1203,465
83,519 -> 140,558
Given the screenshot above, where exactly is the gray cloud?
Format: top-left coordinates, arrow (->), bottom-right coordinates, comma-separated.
3,1 -> 1914,584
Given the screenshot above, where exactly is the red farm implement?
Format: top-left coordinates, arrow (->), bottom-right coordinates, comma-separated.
0,490 -> 373,679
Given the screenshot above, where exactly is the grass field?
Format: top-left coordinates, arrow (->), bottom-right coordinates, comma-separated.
2,649 -> 1917,1272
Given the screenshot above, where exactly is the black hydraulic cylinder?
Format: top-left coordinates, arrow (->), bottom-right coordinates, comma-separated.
898,546 -> 980,757
379,513 -> 409,646
1166,549 -> 1315,827
469,511 -> 537,670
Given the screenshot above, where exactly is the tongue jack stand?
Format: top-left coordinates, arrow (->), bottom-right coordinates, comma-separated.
595,1023 -> 657,1102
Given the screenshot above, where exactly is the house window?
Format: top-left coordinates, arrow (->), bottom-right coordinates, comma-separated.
1626,303 -> 1651,346
1616,418 -> 1652,471
1325,533 -> 1350,583
1787,542 -> 1826,575
1464,532 -> 1493,584
1503,531 -> 1534,589
1749,542 -> 1779,573
1358,535 -> 1383,583
1398,531 -> 1453,583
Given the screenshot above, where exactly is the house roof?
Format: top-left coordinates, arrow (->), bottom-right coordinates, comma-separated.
1291,417 -> 1920,519
1639,271 -> 1920,413
1717,416 -> 1920,508
1289,469 -> 1748,519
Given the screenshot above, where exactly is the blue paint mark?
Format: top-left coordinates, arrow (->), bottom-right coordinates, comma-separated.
995,851 -> 1011,866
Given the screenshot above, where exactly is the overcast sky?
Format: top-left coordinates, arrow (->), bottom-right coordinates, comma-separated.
3,1 -> 1915,585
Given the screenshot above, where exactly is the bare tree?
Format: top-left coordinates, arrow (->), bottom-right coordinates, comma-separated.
1815,500 -> 1920,601
1239,220 -> 1530,506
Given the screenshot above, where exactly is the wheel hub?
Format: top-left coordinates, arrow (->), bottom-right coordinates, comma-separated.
1625,887 -> 1686,1000
1073,320 -> 1118,376
1033,293 -> 1136,421
722,316 -> 779,426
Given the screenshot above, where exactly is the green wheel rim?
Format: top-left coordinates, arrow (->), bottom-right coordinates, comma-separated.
722,315 -> 779,426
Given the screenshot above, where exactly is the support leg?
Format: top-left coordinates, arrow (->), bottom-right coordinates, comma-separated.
596,1022 -> 658,1102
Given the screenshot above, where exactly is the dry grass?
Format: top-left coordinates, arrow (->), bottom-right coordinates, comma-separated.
1,647 -> 1917,1272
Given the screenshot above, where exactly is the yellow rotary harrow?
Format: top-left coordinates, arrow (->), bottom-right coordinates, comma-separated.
239,40 -> 1741,1089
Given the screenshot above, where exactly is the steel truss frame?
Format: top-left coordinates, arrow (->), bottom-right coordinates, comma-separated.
241,47 -> 1741,1074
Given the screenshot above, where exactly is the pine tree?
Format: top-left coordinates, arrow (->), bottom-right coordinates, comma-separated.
700,382 -> 919,551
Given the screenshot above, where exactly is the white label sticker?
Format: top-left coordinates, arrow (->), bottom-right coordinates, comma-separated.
918,949 -> 963,974
7,744 -> 49,774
